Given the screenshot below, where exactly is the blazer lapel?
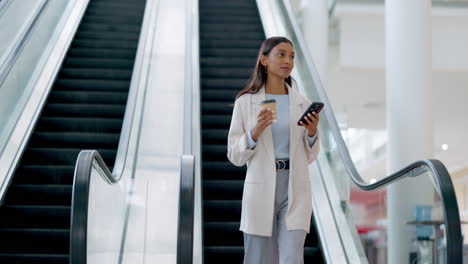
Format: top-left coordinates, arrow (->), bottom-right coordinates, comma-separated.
250,86 -> 275,163
287,84 -> 305,162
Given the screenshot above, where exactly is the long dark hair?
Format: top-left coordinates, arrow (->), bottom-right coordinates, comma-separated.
235,36 -> 294,100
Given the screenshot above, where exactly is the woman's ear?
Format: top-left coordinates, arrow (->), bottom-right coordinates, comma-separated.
260,55 -> 268,67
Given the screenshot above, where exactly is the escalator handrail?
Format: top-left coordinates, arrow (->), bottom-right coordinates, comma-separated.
279,0 -> 462,261
177,155 -> 196,264
69,0 -> 159,262
70,150 -> 115,263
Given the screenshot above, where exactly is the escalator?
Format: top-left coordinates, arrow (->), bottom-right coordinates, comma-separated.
199,0 -> 324,262
0,0 -> 146,263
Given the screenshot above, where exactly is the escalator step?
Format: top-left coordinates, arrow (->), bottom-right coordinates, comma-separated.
73,38 -> 138,49
202,145 -> 229,161
202,161 -> 246,180
200,32 -> 264,40
203,180 -> 243,200
30,132 -> 120,148
68,47 -> 136,59
202,115 -> 232,128
201,67 -> 251,79
0,253 -> 68,264
36,117 -> 123,133
201,89 -> 238,102
60,68 -> 132,80
203,200 -> 241,222
201,102 -> 234,116
13,165 -> 75,185
75,29 -> 140,40
202,78 -> 248,89
21,147 -> 116,165
204,246 -> 244,264
200,39 -> 264,49
201,57 -> 256,67
202,129 -> 229,144
200,48 -> 259,57
64,57 -> 135,69
48,90 -> 128,104
204,222 -> 242,246
0,206 -> 70,228
0,228 -> 69,254
55,78 -> 130,91
43,103 -> 126,118
4,184 -> 72,206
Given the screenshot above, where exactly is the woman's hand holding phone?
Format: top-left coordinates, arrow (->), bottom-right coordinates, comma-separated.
299,112 -> 320,137
251,108 -> 275,142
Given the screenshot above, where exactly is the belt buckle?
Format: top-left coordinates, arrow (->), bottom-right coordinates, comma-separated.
276,160 -> 286,171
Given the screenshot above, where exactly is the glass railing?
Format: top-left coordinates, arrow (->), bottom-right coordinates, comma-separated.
0,0 -> 86,202
257,0 -> 463,263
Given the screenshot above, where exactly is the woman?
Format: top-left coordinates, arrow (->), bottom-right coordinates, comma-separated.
227,36 -> 321,264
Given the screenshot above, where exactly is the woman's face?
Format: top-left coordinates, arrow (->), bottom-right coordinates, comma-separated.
262,42 -> 295,79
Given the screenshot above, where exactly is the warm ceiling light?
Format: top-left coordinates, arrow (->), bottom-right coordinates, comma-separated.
442,144 -> 449,151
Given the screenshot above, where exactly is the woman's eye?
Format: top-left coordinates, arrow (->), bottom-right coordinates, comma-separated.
290,55 -> 295,59
278,53 -> 284,56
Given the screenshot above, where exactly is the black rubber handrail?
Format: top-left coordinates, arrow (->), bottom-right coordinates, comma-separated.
176,155 -> 196,264
278,0 -> 463,262
70,150 -> 116,264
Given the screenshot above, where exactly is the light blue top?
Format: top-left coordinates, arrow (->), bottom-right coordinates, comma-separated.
247,94 -> 317,159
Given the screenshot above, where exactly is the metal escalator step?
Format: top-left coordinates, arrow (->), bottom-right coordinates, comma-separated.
202,144 -> 229,162
202,129 -> 229,144
64,57 -> 135,69
21,147 -> 116,166
203,180 -> 243,200
72,39 -> 138,49
13,165 -> 75,185
201,57 -> 256,67
200,31 -> 264,41
4,184 -> 72,206
201,102 -> 234,115
36,117 -> 123,133
75,31 -> 140,41
48,90 -> 128,104
202,78 -> 248,89
0,206 -> 70,229
79,22 -> 142,33
200,39 -> 264,49
201,89 -> 238,102
68,47 -> 136,59
202,161 -> 246,180
203,200 -> 241,222
204,246 -> 244,264
202,115 -> 232,128
201,67 -> 252,79
0,228 -> 69,254
60,67 -> 132,80
55,78 -> 130,91
0,253 -> 68,264
200,23 -> 263,32
29,132 -> 120,148
43,103 -> 126,118
204,222 -> 242,246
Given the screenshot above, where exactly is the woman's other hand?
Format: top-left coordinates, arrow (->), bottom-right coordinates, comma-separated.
299,112 -> 319,137
251,108 -> 275,141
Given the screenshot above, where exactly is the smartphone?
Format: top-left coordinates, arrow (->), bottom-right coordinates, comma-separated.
297,102 -> 324,126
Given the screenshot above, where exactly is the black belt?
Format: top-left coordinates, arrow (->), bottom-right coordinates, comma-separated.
275,159 -> 289,171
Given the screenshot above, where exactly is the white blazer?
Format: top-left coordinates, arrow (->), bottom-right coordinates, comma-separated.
227,84 -> 320,237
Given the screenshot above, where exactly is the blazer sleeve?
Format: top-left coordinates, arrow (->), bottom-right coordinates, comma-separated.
227,98 -> 256,166
303,129 -> 320,164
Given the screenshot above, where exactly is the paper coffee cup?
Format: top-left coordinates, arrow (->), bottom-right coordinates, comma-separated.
260,99 -> 277,120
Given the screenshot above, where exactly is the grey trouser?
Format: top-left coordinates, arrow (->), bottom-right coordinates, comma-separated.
243,169 -> 307,264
